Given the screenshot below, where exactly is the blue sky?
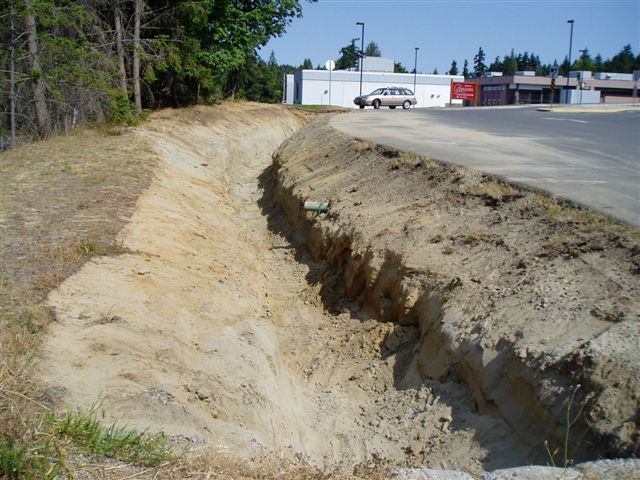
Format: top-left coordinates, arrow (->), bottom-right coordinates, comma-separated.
260,0 -> 640,72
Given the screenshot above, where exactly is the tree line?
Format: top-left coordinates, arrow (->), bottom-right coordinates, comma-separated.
332,39 -> 640,79
0,0 -> 313,147
450,44 -> 640,78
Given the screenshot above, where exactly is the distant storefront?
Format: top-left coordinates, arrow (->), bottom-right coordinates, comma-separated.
476,72 -> 637,105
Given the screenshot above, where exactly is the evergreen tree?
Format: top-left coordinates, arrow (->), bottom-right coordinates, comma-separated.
489,56 -> 502,72
594,54 -> 603,72
473,47 -> 487,77
301,58 -> 313,69
336,39 -> 359,70
503,50 -> 518,75
449,60 -> 458,75
560,56 -> 571,76
462,59 -> 470,78
605,44 -> 634,73
574,48 -> 594,72
432,68 -> 439,74
394,62 -> 408,73
364,41 -> 381,57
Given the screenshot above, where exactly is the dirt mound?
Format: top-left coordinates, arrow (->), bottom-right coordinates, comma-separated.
272,115 -> 640,462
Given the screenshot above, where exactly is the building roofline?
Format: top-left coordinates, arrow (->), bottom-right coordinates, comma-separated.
475,75 -> 635,89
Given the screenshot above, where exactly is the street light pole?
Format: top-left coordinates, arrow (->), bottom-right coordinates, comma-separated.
413,47 -> 419,93
565,19 -> 574,103
356,22 -> 364,96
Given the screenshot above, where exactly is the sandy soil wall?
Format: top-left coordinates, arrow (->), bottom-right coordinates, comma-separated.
272,115 -> 640,462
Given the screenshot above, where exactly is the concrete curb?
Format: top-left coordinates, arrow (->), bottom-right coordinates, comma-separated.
392,458 -> 640,480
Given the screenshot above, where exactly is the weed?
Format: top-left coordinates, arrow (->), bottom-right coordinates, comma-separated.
0,409 -> 174,479
356,141 -> 375,153
426,159 -> 440,169
545,385 -> 589,469
399,151 -> 421,163
477,179 -> 519,199
45,408 -> 174,465
538,196 -> 564,218
0,437 -> 33,480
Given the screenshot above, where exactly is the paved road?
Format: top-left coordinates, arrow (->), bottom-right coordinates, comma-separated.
331,106 -> 640,227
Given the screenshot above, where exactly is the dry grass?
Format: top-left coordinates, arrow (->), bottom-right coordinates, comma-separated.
2,105 -> 376,479
62,449 -> 390,479
475,179 -> 519,199
0,127 -> 158,466
355,140 -> 376,153
535,194 -> 640,243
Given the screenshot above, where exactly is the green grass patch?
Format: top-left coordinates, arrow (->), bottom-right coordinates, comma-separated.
0,409 -> 175,479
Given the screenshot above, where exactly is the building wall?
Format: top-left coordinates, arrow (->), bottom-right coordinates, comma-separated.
361,56 -> 394,73
291,70 -> 463,108
560,89 -> 601,104
477,75 -> 636,105
602,94 -> 636,104
285,74 -> 294,104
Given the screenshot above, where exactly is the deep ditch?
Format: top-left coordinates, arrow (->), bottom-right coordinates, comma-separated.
40,106 -> 639,477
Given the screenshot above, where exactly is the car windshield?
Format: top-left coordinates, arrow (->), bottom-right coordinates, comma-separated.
369,88 -> 385,95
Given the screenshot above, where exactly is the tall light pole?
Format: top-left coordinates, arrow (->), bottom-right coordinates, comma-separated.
356,22 -> 364,96
413,47 -> 419,93
565,19 -> 574,103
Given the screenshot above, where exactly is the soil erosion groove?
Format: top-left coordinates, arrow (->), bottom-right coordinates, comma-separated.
39,105 -> 639,476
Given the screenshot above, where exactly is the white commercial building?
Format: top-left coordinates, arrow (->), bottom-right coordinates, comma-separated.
285,69 -> 464,108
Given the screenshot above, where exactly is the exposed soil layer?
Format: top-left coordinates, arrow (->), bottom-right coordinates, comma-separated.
35,105 -> 639,477
272,115 -> 640,462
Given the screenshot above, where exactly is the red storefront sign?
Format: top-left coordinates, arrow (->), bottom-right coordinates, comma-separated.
450,81 -> 478,101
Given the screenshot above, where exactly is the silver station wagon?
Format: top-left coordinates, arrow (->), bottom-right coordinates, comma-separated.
353,87 -> 417,109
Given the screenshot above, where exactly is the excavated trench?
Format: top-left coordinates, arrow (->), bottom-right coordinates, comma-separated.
40,105 -> 639,476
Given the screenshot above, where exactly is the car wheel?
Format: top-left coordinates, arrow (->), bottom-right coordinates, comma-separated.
389,106 -> 396,109
359,105 -> 365,109
373,99 -> 381,109
402,100 -> 411,109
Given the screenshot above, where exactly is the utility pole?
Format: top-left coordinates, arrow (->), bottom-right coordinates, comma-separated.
413,47 -> 419,93
565,19 -> 574,104
356,22 -> 364,96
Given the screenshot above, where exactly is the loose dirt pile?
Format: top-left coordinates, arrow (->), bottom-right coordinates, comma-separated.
27,104 -> 639,478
